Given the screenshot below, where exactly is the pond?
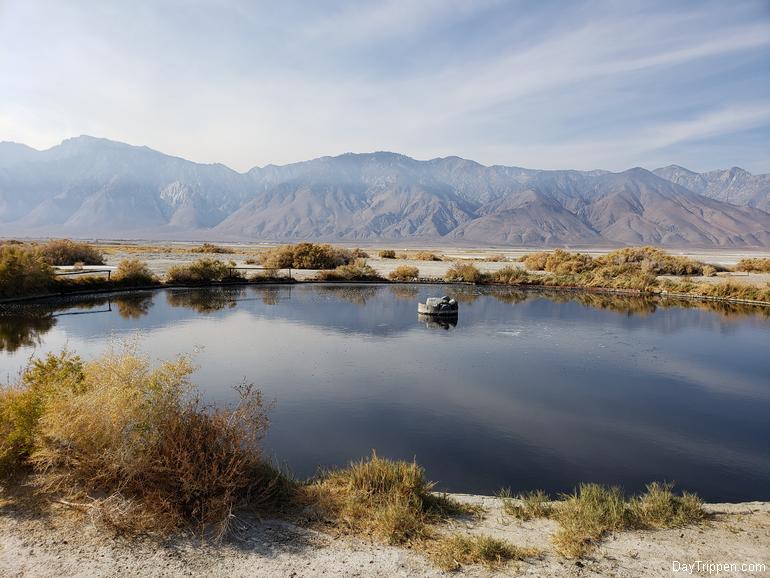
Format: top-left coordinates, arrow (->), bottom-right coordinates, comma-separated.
1,284 -> 769,502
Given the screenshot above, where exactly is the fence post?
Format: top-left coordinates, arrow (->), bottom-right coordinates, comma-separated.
107,270 -> 111,281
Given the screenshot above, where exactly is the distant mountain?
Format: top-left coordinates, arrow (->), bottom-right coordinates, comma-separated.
1,136 -> 769,247
654,165 -> 770,213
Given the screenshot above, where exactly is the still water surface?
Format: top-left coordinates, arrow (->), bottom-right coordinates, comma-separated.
1,284 -> 769,501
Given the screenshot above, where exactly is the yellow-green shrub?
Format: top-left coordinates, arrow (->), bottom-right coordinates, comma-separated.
112,258 -> 157,285
0,350 -> 85,474
260,243 -> 354,269
389,265 -> 419,281
7,346 -> 285,536
166,258 -> 240,283
0,244 -> 54,298
316,259 -> 383,281
735,258 -> 770,273
445,262 -> 485,283
39,239 -> 105,266
379,249 -> 397,259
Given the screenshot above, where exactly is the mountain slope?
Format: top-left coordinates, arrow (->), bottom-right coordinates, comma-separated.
654,165 -> 770,213
1,136 -> 769,247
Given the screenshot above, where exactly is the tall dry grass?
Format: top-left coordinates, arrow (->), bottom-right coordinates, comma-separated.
1,346 -> 289,538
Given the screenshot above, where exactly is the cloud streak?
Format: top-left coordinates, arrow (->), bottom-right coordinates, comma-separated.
1,0 -> 769,172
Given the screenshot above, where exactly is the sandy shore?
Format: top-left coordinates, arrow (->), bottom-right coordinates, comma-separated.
2,494 -> 768,577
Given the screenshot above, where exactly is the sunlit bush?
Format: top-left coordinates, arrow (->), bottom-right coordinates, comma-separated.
112,258 -> 157,285
166,258 -> 241,283
260,243 -> 354,269
0,244 -> 54,298
389,265 -> 419,281
39,239 -> 105,266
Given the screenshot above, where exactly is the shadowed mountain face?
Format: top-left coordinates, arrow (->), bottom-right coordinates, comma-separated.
1,136 -> 769,247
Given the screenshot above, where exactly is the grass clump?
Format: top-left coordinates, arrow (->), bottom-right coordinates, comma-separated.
260,243 -> 354,269
316,259 -> 383,281
552,482 -> 706,558
499,489 -> 552,520
39,239 -> 105,266
429,534 -> 541,571
628,482 -> 705,529
112,258 -> 157,285
379,249 -> 397,259
0,244 -> 54,298
660,279 -> 770,302
414,251 -> 442,261
389,265 -> 419,281
191,242 -> 234,254
492,266 -> 533,285
301,451 -> 466,545
166,258 -> 241,283
1,346 -> 289,537
735,258 -> 770,273
445,262 -> 485,283
552,483 -> 628,558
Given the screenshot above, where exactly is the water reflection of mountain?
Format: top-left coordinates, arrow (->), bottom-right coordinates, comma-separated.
0,285 -> 768,351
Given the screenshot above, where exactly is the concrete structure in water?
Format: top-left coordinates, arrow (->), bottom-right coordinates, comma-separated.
417,296 -> 458,316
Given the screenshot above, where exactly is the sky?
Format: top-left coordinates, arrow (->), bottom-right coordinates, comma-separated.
1,0 -> 769,173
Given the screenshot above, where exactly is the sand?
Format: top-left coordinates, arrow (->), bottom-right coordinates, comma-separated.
2,495 -> 768,577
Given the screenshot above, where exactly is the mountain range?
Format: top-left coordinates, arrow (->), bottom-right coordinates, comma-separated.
1,136 -> 769,247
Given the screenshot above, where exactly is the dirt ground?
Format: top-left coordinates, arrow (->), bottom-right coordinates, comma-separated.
1,494 -> 768,578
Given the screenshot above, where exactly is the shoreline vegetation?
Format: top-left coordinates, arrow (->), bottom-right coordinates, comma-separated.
1,346 -> 712,572
1,240 -> 769,307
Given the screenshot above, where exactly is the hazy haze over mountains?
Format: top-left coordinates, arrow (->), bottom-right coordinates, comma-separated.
1,136 -> 769,247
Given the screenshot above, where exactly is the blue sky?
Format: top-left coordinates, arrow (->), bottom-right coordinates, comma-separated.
1,0 -> 769,172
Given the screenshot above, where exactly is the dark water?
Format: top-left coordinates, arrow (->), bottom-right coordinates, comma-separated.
2,285 -> 769,502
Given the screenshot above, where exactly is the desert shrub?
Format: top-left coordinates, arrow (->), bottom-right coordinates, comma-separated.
576,263 -> 657,291
191,243 -> 234,254
379,249 -> 397,259
351,248 -> 370,259
484,254 -> 507,262
414,251 -> 442,261
112,258 -> 157,285
166,258 -> 240,283
521,250 -> 594,274
316,259 -> 383,281
39,239 -> 105,266
444,262 -> 485,283
499,489 -> 552,520
697,280 -> 770,301
389,265 -> 419,281
0,350 -> 85,475
11,346 -> 288,537
301,451 -> 465,545
598,247 -> 704,276
735,258 -> 770,273
702,265 -> 717,277
260,243 -> 353,269
492,266 -> 532,285
428,534 -> 541,571
0,244 -> 54,298
520,251 -> 550,270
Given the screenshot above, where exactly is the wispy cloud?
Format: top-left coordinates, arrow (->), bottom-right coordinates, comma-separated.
1,0 -> 769,171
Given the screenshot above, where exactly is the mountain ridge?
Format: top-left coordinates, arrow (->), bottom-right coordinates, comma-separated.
1,136 -> 769,247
